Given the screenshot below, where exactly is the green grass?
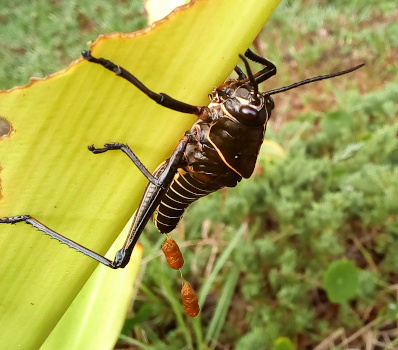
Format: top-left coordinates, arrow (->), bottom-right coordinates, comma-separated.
1,0 -> 397,349
131,2 -> 398,349
0,0 -> 146,89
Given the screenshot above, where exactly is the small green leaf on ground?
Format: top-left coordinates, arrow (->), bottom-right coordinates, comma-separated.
323,259 -> 360,303
273,337 -> 296,350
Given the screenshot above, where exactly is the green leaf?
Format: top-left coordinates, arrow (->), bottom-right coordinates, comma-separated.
198,225 -> 247,306
273,337 -> 296,350
0,0 -> 281,348
205,269 -> 240,348
323,259 -> 360,303
40,218 -> 143,350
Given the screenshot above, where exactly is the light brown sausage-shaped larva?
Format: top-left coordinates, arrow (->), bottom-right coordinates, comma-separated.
162,235 -> 184,270
181,283 -> 200,317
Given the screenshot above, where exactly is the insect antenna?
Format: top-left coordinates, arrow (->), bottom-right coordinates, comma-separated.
265,63 -> 364,96
239,54 -> 259,101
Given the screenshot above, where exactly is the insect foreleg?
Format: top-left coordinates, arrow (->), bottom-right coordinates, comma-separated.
88,142 -> 158,185
234,66 -> 247,80
81,50 -> 208,117
244,48 -> 277,84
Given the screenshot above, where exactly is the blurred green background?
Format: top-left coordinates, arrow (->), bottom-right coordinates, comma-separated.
1,0 -> 397,349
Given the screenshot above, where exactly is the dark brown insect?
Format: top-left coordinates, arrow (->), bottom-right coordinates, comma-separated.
0,49 -> 363,270
162,235 -> 184,270
181,283 -> 200,318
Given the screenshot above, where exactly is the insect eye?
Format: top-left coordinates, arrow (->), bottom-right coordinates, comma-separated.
265,96 -> 275,110
239,105 -> 258,118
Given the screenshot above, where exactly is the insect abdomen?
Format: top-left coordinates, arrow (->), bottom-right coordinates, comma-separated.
154,172 -> 220,233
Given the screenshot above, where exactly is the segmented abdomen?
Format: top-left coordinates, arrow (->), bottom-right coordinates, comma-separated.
154,171 -> 220,233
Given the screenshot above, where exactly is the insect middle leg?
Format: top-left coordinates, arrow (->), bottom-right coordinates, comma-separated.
88,142 -> 158,185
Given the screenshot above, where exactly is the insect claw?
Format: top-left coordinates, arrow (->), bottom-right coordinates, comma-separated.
0,215 -> 31,224
81,50 -> 92,60
88,144 -> 108,154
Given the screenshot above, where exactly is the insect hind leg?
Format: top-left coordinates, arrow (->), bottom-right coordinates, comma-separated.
88,142 -> 158,185
0,215 -> 116,268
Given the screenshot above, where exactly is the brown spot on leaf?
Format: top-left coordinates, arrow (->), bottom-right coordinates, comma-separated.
0,116 -> 12,139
